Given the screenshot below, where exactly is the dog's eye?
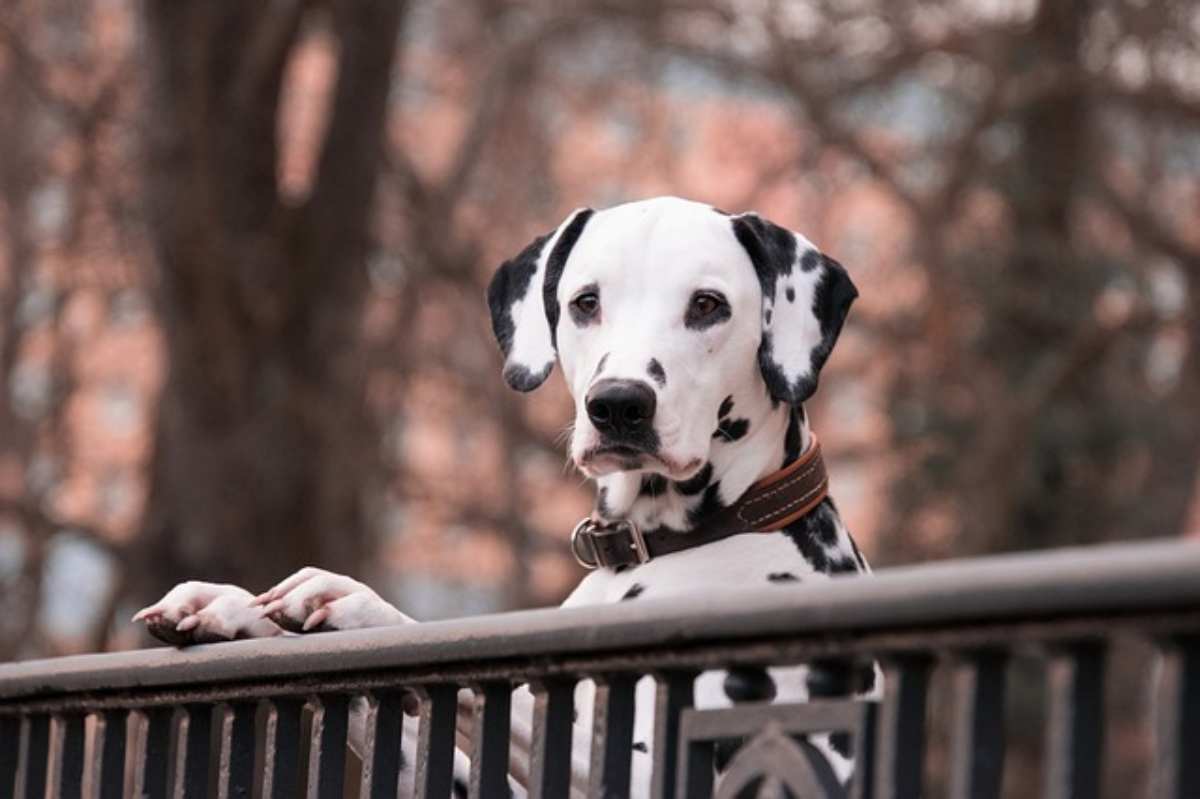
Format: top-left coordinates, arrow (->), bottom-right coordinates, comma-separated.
571,291 -> 600,318
685,290 -> 730,329
689,292 -> 724,319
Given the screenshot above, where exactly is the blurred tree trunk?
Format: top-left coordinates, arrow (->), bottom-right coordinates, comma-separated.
135,2 -> 404,601
967,0 -> 1096,551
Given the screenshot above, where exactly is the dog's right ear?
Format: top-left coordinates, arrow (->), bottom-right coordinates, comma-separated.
487,208 -> 594,391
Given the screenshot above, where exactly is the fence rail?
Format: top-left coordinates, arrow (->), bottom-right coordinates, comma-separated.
1,539 -> 1199,798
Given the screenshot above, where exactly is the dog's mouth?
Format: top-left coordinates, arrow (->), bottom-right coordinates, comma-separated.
578,445 -> 703,479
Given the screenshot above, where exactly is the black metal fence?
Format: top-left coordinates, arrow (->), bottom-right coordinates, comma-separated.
1,539 -> 1199,798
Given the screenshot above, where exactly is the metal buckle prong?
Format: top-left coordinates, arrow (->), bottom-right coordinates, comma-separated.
624,520 -> 650,564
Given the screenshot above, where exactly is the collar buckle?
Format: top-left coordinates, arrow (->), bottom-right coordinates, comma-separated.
571,518 -> 649,570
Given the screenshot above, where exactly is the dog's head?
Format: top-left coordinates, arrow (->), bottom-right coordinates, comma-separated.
487,197 -> 856,481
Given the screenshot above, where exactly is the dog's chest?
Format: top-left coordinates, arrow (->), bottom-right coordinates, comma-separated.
561,531 -> 826,608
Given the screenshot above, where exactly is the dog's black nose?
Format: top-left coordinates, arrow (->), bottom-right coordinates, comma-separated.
586,379 -> 657,437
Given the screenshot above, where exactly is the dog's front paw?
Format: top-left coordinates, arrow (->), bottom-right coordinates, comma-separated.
133,581 -> 281,646
252,567 -> 412,633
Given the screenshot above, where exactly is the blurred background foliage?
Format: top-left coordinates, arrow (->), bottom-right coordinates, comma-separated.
0,0 -> 1196,664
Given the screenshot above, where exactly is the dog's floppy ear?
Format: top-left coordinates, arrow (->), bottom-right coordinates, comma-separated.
487,208 -> 594,391
732,213 -> 858,405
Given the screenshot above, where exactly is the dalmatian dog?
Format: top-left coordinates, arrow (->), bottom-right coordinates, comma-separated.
134,196 -> 868,796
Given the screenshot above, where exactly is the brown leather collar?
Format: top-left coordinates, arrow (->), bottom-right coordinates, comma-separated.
571,436 -> 829,570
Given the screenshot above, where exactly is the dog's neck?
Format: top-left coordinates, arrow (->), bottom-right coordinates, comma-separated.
593,387 -> 810,534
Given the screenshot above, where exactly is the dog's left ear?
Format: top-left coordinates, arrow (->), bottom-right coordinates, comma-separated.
732,213 -> 858,405
486,208 -> 594,391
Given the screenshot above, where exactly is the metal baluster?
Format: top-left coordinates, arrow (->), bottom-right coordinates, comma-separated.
50,713 -> 85,799
93,710 -> 127,799
468,682 -> 511,799
1043,643 -> 1105,799
171,704 -> 212,799
132,708 -> 174,799
413,685 -> 457,799
306,695 -> 349,799
1,716 -> 21,797
216,702 -> 256,799
1153,635 -> 1200,799
588,673 -> 637,799
528,679 -> 575,799
867,655 -> 931,799
261,698 -> 304,799
948,650 -> 1007,799
676,719 -> 714,799
357,691 -> 406,799
18,714 -> 50,799
649,670 -> 694,799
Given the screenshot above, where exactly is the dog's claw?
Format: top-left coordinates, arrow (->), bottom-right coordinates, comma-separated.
131,606 -> 156,623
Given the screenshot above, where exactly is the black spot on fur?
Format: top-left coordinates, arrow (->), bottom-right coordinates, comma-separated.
593,353 -> 610,379
673,462 -> 713,496
764,308 -> 772,325
786,286 -> 796,302
712,207 -> 731,216
718,395 -> 734,419
501,362 -> 553,393
687,481 -> 725,526
646,358 -> 666,387
828,554 -> 861,573
452,778 -> 469,799
725,667 -> 777,702
780,499 -> 862,575
783,406 -> 803,467
713,416 -> 750,442
756,330 -> 794,405
639,474 -> 668,497
807,663 -> 850,700
767,572 -> 799,583
732,214 -> 795,302
632,741 -> 648,753
542,209 -> 595,349
858,662 -> 877,694
830,731 -> 853,759
487,232 -> 551,357
622,583 -> 645,601
731,214 -> 857,404
806,256 -> 858,383
596,485 -> 611,518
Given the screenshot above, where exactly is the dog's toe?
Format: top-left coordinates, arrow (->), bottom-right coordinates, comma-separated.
135,581 -> 276,645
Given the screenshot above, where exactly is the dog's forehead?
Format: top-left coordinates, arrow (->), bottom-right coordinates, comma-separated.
569,197 -> 751,288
